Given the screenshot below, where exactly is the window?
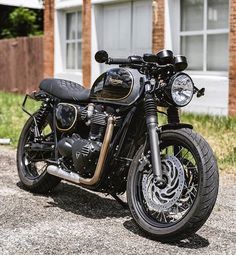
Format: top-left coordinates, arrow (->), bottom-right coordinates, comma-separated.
102,1 -> 152,57
65,11 -> 82,70
180,0 -> 229,72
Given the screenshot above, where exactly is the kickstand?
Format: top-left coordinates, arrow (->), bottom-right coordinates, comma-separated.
111,194 -> 129,209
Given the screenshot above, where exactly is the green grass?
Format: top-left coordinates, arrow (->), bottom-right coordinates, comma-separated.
159,111 -> 236,173
0,92 -> 235,173
181,113 -> 236,173
0,92 -> 40,146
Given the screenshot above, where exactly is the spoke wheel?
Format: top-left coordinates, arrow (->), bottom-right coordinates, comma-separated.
140,142 -> 199,226
127,128 -> 219,241
22,118 -> 54,179
17,112 -> 61,193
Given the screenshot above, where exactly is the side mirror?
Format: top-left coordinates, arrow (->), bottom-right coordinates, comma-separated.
95,50 -> 108,63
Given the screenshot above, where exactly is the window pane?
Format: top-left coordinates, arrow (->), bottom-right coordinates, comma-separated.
66,43 -> 76,69
181,35 -> 203,70
66,13 -> 76,40
207,34 -> 228,71
181,0 -> 204,31
78,12 -> 82,39
207,0 -> 229,30
77,42 -> 82,69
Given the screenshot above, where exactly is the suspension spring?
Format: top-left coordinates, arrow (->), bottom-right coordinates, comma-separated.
35,100 -> 51,130
167,106 -> 180,124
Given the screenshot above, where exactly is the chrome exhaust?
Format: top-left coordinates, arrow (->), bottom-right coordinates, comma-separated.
47,116 -> 115,186
47,165 -> 81,184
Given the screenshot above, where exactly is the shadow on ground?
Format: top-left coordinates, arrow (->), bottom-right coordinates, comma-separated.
17,181 -> 210,247
123,218 -> 210,249
45,182 -> 129,219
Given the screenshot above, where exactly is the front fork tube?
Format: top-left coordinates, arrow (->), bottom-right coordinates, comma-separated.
145,94 -> 165,187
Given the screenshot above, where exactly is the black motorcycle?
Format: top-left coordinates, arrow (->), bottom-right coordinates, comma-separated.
17,50 -> 219,241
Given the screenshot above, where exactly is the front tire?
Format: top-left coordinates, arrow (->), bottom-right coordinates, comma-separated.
127,128 -> 219,241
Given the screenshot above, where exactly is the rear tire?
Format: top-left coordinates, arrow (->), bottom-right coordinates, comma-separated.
17,113 -> 61,194
127,128 -> 219,241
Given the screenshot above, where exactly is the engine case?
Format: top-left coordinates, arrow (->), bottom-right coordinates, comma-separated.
55,103 -> 84,132
72,139 -> 101,176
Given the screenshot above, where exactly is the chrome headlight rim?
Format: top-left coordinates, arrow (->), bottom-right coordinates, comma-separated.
167,72 -> 194,107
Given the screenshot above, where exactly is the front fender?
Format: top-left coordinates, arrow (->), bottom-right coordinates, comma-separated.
160,123 -> 193,132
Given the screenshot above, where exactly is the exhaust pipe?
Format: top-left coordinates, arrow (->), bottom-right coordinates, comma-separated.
47,116 -> 115,186
47,165 -> 81,184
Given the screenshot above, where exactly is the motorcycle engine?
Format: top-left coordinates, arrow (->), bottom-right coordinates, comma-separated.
57,104 -> 109,177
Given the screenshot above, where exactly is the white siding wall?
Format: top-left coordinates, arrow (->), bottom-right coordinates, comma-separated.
184,75 -> 229,115
55,0 -> 152,85
55,0 -> 229,115
165,0 -> 229,115
92,0 -> 152,82
54,2 -> 83,84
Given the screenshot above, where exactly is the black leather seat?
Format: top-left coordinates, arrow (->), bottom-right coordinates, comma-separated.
39,78 -> 90,102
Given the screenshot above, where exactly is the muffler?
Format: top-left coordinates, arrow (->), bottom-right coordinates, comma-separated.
47,116 -> 115,186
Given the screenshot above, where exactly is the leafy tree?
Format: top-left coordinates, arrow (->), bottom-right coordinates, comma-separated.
1,7 -> 43,38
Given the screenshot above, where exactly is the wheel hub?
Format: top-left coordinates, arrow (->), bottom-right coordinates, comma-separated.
142,156 -> 185,212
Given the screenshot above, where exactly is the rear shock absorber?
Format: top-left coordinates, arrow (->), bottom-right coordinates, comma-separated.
167,106 -> 180,124
35,99 -> 52,132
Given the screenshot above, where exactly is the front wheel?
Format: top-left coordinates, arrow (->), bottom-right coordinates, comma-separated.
127,128 -> 219,241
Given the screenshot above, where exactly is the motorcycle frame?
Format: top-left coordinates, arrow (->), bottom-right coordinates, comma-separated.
22,80 -> 193,195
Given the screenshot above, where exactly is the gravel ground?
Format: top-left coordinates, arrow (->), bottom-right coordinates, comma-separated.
0,147 -> 235,255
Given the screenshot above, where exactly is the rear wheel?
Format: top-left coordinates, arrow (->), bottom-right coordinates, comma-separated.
17,112 -> 61,193
127,128 -> 219,241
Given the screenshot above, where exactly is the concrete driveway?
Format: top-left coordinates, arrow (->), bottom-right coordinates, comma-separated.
0,147 -> 235,255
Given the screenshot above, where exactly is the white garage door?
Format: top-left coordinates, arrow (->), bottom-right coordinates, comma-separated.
103,0 -> 153,58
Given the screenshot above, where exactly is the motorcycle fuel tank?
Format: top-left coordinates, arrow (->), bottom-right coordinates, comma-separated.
90,68 -> 141,106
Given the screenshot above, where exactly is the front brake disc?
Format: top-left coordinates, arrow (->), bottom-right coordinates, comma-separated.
142,156 -> 185,212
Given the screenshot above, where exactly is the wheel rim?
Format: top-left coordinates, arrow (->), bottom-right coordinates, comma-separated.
20,118 -> 54,180
133,140 -> 199,227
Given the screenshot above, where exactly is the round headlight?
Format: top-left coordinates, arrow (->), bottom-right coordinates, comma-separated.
170,73 -> 194,106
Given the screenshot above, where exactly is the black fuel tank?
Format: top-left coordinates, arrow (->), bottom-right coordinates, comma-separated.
90,68 -> 141,106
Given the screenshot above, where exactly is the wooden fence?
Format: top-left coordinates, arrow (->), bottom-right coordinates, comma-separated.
0,36 -> 44,93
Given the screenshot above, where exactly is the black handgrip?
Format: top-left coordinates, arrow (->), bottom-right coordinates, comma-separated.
107,57 -> 131,65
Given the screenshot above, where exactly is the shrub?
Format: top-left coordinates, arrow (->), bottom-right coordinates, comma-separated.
1,7 -> 43,38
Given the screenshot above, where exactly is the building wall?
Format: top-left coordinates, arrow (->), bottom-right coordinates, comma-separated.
152,0 -> 165,53
229,0 -> 236,116
44,0 -> 55,78
0,0 -> 42,9
165,0 -> 230,116
51,0 -> 234,116
55,0 -> 153,85
82,0 -> 91,88
54,0 -> 83,85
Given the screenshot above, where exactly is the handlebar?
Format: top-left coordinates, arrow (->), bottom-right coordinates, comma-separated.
107,58 -> 132,65
107,55 -> 144,65
94,50 -> 188,73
